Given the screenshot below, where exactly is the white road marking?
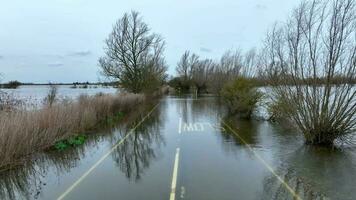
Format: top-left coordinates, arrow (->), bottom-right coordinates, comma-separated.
169,148 -> 180,200
178,117 -> 182,134
180,186 -> 186,199
221,120 -> 302,200
57,103 -> 160,200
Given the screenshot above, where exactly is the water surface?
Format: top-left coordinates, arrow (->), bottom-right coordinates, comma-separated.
0,96 -> 355,200
1,85 -> 117,107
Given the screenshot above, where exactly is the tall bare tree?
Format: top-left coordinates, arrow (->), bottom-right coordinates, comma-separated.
264,0 -> 356,145
207,49 -> 245,93
99,11 -> 167,93
176,50 -> 199,81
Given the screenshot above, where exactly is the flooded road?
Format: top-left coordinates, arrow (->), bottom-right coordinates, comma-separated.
1,96 -> 356,200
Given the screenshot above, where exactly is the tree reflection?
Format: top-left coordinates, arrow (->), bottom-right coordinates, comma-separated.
220,115 -> 260,146
262,146 -> 356,200
0,145 -> 88,200
0,165 -> 37,200
262,168 -> 327,200
110,105 -> 165,181
176,97 -> 225,124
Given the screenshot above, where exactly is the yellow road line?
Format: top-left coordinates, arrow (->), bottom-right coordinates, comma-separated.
221,120 -> 302,200
169,148 -> 180,200
57,103 -> 160,200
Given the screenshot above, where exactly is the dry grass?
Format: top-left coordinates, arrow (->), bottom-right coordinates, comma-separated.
0,92 -> 145,171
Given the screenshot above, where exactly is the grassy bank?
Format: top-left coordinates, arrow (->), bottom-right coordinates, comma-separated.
0,91 -> 162,172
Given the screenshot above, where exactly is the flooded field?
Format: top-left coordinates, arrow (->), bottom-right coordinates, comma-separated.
0,96 -> 355,200
1,85 -> 117,107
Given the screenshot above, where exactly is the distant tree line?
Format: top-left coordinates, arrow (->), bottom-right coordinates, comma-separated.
170,49 -> 259,94
169,49 -> 356,95
0,81 -> 22,89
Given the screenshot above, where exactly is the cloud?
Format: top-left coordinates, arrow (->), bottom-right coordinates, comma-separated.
200,47 -> 212,53
68,50 -> 91,57
255,4 -> 267,10
43,54 -> 65,59
48,62 -> 63,67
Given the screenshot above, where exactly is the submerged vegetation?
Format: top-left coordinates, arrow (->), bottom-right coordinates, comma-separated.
54,134 -> 87,151
0,100 -> 164,200
262,0 -> 356,145
0,92 -> 146,171
221,77 -> 262,118
0,92 -> 23,112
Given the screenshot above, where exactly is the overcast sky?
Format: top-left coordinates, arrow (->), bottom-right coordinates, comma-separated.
0,0 -> 301,83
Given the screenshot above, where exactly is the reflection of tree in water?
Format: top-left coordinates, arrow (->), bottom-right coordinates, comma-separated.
261,145 -> 356,200
220,115 -> 260,147
176,98 -> 190,123
177,97 -> 225,124
111,106 -> 165,181
0,145 -> 88,200
0,165 -> 39,200
262,168 -> 327,200
191,97 -> 225,119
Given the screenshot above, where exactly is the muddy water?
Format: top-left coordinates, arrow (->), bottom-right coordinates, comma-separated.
0,96 -> 356,200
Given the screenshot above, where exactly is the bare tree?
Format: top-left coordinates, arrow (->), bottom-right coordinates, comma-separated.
191,58 -> 214,93
176,51 -> 199,81
207,50 -> 245,93
264,0 -> 356,145
243,48 -> 258,77
99,11 -> 167,93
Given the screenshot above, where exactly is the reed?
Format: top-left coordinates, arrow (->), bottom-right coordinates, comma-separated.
0,92 -> 145,171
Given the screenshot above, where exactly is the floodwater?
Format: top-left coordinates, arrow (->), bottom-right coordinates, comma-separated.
1,96 -> 356,200
1,85 -> 117,107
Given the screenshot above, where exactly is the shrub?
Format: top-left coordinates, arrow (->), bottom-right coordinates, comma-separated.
168,77 -> 191,94
267,94 -> 296,122
221,77 -> 262,118
263,0 -> 356,146
54,134 -> 87,151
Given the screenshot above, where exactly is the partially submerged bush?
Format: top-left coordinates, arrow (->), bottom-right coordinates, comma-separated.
221,77 -> 262,118
168,77 -> 191,94
267,94 -> 296,122
54,134 -> 87,151
262,0 -> 356,146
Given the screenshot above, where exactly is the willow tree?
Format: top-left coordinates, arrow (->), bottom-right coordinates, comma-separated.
263,0 -> 356,145
99,11 -> 167,93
